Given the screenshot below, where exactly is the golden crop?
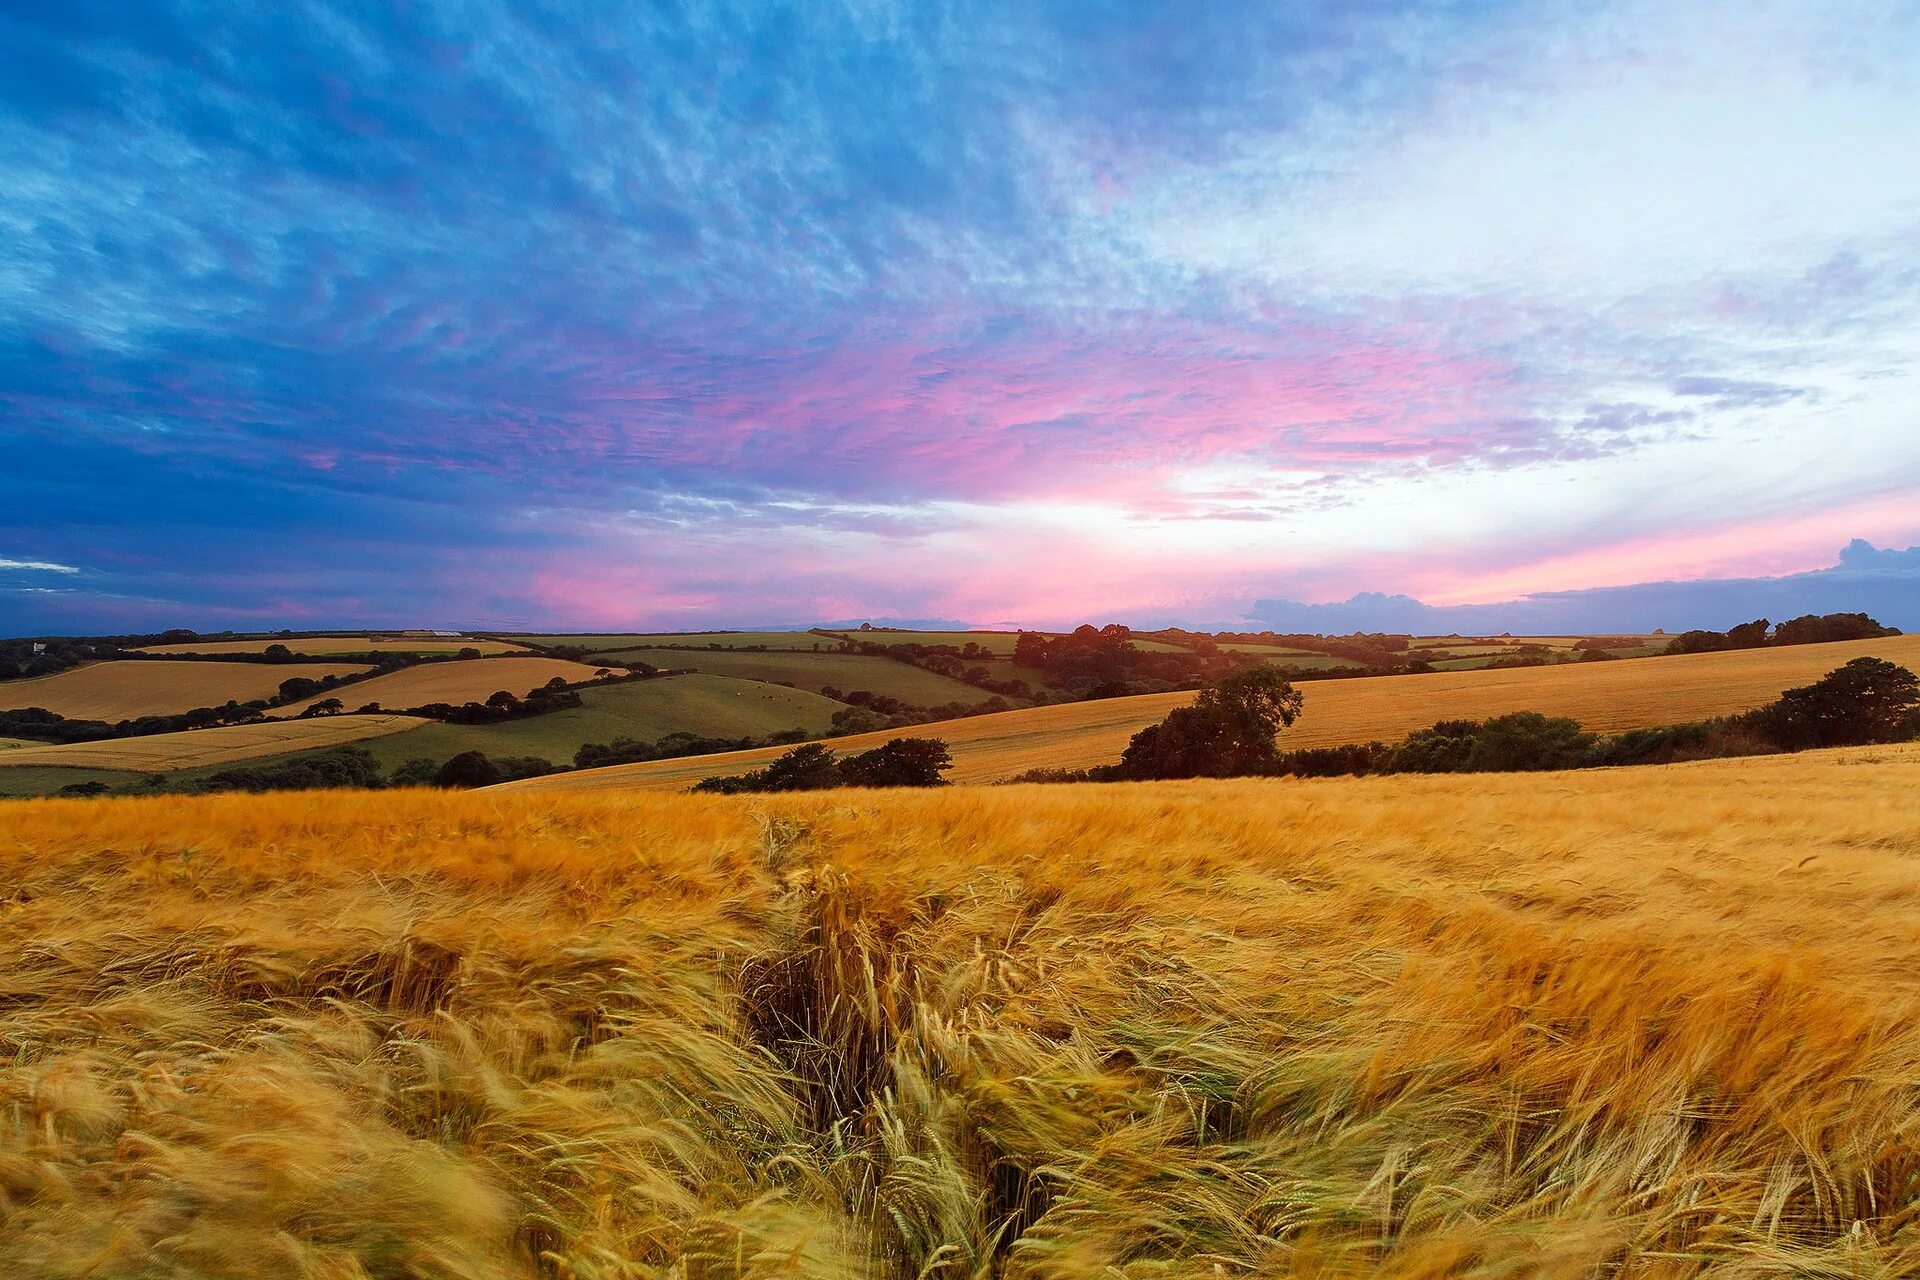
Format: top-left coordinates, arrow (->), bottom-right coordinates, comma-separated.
2,743 -> 1918,1277
0,659 -> 372,722
266,656 -> 619,718
0,713 -> 428,771
514,632 -> 1920,791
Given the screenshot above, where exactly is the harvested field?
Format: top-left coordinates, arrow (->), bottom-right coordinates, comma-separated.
135,635 -> 526,655
266,657 -> 618,717
2,745 -> 1919,1275
513,633 -> 1920,791
0,714 -> 427,771
0,659 -> 371,721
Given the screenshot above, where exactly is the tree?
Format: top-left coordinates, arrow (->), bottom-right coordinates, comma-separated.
1110,666 -> 1303,779
839,737 -> 952,787
436,751 -> 504,789
695,743 -> 843,794
1725,618 -> 1771,649
263,643 -> 293,660
1771,613 -> 1900,646
276,677 -> 323,702
298,697 -> 344,718
1663,630 -> 1730,655
1753,657 -> 1920,749
389,758 -> 443,787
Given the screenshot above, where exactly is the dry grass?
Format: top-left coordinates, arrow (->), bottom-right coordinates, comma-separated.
0,714 -> 428,771
267,658 -> 622,718
514,633 -> 1920,791
136,636 -> 528,656
2,745 -> 1918,1277
0,659 -> 373,721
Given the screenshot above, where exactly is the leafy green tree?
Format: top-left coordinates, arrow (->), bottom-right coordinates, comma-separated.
839,737 -> 952,787
1111,666 -> 1303,779
1753,657 -> 1920,749
435,751 -> 503,789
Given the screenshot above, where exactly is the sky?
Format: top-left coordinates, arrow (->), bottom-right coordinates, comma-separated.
3,0 -> 1919,635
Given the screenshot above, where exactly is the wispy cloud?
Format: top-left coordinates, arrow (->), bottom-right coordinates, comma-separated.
3,0 -> 1918,630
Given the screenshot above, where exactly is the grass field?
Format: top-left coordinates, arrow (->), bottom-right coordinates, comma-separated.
266,657 -> 617,717
515,632 -> 1920,791
585,647 -> 1004,705
0,659 -> 371,721
2,745 -> 1917,1276
0,765 -> 147,796
0,713 -> 427,772
135,635 -> 527,655
317,674 -> 849,771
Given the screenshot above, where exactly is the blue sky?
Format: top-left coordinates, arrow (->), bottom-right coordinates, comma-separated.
3,0 -> 1918,633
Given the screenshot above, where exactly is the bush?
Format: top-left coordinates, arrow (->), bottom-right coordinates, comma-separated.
198,748 -> 385,794
693,738 -> 954,794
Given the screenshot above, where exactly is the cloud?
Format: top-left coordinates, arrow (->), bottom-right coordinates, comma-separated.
0,557 -> 79,573
1249,542 -> 1920,634
3,1 -> 1920,631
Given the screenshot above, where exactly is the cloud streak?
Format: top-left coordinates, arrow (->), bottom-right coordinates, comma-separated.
3,0 -> 1918,631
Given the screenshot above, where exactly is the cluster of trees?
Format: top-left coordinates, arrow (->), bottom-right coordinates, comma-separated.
1027,656 -> 1918,784
574,727 -> 813,769
0,701 -> 267,745
1207,631 -> 1423,671
691,737 -> 952,794
1009,625 -> 1255,698
1663,613 -> 1898,655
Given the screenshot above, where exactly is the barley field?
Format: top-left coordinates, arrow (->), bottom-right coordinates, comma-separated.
0,659 -> 373,721
266,657 -> 620,717
136,635 -> 528,656
514,632 -> 1920,791
2,744 -> 1918,1277
0,713 -> 428,772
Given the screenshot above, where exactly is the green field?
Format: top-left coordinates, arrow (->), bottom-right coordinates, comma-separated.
513,631 -> 832,651
214,674 -> 845,779
0,737 -> 37,750
0,765 -> 147,797
583,648 -> 1003,706
810,629 -> 1024,653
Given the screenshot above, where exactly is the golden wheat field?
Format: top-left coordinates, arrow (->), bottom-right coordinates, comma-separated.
513,632 -> 1920,791
136,635 -> 529,656
0,713 -> 429,771
265,656 -> 620,718
1,744 -> 1917,1277
0,659 -> 374,721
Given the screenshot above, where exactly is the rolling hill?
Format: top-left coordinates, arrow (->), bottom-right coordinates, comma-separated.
321,673 -> 849,771
0,659 -> 372,721
265,656 -> 616,717
585,647 -> 1003,705
135,635 -> 527,656
510,632 -> 1920,791
0,714 -> 427,774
